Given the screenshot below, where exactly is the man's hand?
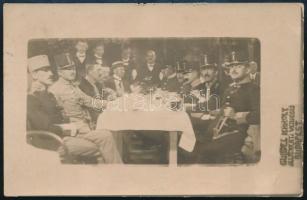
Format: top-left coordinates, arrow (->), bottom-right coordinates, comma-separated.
223,107 -> 236,118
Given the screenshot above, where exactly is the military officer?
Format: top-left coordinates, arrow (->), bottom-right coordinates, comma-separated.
27,55 -> 122,164
49,53 -> 123,163
195,51 -> 260,163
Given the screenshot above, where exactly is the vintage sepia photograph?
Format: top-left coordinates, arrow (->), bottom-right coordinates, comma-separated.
4,4 -> 303,196
27,38 -> 261,165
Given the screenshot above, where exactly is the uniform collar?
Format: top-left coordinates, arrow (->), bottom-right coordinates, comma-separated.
147,63 -> 155,70
58,77 -> 74,86
230,76 -> 251,87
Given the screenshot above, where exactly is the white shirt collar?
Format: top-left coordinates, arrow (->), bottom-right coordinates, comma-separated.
113,74 -> 122,81
76,52 -> 86,57
147,63 -> 155,70
95,54 -> 103,59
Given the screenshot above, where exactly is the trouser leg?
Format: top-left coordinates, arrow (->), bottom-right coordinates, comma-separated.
59,137 -> 101,162
79,130 -> 123,164
197,132 -> 246,163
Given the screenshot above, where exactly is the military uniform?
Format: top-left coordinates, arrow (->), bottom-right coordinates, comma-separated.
27,90 -> 68,135
196,79 -> 260,163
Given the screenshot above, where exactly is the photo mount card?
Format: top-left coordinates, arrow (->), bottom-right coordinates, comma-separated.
3,3 -> 304,196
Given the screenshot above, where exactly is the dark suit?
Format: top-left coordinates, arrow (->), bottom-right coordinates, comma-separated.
122,59 -> 137,84
78,78 -> 103,124
136,63 -> 162,88
160,75 -> 181,93
71,53 -> 90,81
250,72 -> 260,86
104,76 -> 131,94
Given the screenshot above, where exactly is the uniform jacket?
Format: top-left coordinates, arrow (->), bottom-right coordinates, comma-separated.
194,80 -> 224,112
49,78 -> 99,132
220,80 -> 260,133
27,90 -> 67,136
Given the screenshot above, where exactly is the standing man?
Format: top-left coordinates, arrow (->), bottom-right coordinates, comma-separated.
249,61 -> 260,86
27,55 -> 122,164
89,42 -> 107,66
71,40 -> 89,80
136,50 -> 162,88
49,53 -> 123,163
105,61 -> 131,97
196,52 -> 260,163
121,46 -> 138,84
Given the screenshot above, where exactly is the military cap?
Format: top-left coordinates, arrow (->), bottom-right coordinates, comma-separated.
54,53 -> 75,70
28,55 -> 51,72
200,54 -> 217,70
223,51 -> 249,68
111,61 -> 125,70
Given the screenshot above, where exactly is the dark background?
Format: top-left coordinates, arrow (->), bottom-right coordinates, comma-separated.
28,37 -> 261,71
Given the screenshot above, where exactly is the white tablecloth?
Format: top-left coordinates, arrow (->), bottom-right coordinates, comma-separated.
96,93 -> 196,152
96,110 -> 195,152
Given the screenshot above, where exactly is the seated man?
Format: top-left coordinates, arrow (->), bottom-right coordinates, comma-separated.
47,53 -> 122,163
79,63 -> 116,126
189,55 -> 223,135
195,52 -> 260,163
105,61 -> 131,97
160,64 -> 181,93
